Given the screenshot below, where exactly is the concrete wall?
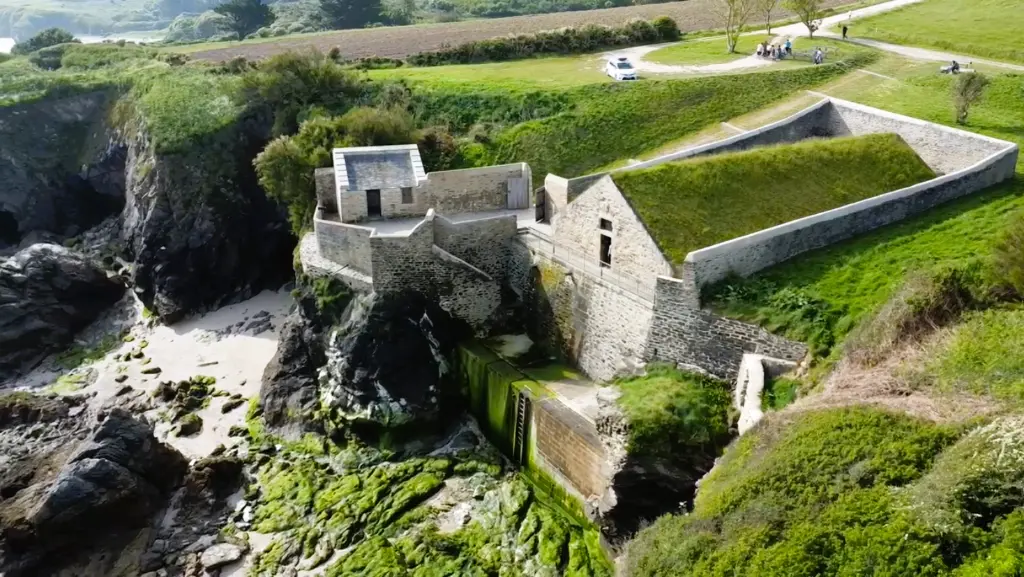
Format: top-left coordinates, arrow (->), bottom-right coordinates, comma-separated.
623,99 -> 833,172
313,210 -> 374,275
533,258 -> 654,381
647,276 -> 807,380
826,99 -> 1011,174
550,175 -> 673,283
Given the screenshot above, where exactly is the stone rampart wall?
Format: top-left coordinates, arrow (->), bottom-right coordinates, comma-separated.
434,214 -> 518,282
647,276 -> 807,380
314,168 -> 336,213
533,258 -> 653,381
313,210 -> 374,275
426,163 -> 529,213
826,99 -> 1011,174
684,138 -> 1018,288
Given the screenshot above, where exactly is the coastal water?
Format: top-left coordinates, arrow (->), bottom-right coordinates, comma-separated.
0,32 -> 163,54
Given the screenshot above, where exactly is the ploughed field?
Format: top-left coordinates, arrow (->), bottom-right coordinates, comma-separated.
184,0 -> 858,62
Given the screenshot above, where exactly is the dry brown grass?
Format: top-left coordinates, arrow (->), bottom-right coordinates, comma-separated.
786,334 -> 1003,424
186,0 -> 858,63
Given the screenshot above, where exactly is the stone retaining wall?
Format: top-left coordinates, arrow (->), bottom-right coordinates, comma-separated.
646,276 -> 807,380
426,163 -> 531,213
533,397 -> 608,501
313,210 -> 374,275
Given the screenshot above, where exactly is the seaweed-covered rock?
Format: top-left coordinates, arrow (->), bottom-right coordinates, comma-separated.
0,408 -> 188,576
318,291 -> 469,430
0,243 -> 124,379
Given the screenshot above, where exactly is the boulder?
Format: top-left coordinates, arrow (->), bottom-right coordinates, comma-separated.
200,543 -> 244,570
317,291 -> 469,430
0,408 -> 188,576
260,306 -> 325,434
0,244 -> 124,379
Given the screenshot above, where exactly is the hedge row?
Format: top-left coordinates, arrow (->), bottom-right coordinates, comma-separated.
405,17 -> 679,66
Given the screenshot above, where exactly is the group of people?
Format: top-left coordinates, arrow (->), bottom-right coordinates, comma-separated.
755,38 -> 792,60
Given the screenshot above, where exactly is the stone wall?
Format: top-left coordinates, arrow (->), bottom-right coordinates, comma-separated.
532,258 -> 653,381
684,138 -> 1018,288
533,398 -> 608,500
313,210 -> 374,274
647,276 -> 808,380
426,163 -> 530,213
550,175 -> 672,283
625,99 -> 833,172
434,214 -> 518,283
826,99 -> 1011,174
314,168 -> 337,213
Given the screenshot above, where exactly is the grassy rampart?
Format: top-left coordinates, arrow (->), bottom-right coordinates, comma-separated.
611,133 -> 935,265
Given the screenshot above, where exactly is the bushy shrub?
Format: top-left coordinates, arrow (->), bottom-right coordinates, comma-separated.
29,45 -> 70,70
164,10 -> 234,43
12,28 -> 79,55
58,44 -> 162,70
407,16 -> 678,66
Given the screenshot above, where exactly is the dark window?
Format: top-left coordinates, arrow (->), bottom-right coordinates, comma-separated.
401,187 -> 413,204
599,218 -> 613,231
600,234 -> 612,268
366,189 -> 382,218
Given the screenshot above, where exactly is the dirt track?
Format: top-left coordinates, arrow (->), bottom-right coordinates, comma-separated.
187,0 -> 857,63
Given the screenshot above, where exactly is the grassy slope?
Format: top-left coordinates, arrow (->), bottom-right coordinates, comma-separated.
854,0 -> 1024,64
368,54 -> 610,90
626,407 -> 1024,577
476,58 -> 870,184
611,133 -> 934,265
706,66 -> 1024,358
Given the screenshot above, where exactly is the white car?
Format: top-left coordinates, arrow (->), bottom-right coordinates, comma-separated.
606,57 -> 637,81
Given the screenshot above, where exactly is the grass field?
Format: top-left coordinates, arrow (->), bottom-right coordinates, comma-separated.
367,55 -> 609,89
612,133 -> 934,264
476,59 -> 865,184
853,0 -> 1024,64
179,0 -> 863,62
646,36 -> 864,66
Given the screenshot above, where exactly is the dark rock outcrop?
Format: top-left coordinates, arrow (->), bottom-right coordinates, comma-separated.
318,290 -> 470,430
122,121 -> 294,323
0,244 -> 124,379
0,406 -> 188,577
0,92 -> 126,250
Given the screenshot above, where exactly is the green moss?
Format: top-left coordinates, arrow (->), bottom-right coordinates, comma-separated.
761,376 -> 801,411
614,365 -> 733,461
54,332 -> 121,370
612,134 -> 936,265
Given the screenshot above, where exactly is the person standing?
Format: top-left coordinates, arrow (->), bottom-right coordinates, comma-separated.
784,38 -> 792,56
842,25 -> 849,39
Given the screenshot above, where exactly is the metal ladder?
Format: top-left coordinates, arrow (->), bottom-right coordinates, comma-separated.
513,391 -> 531,466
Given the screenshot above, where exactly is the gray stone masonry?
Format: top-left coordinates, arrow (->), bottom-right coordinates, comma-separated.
550,175 -> 673,284
434,214 -> 518,284
314,168 -> 336,213
313,209 -> 374,275
426,163 -> 530,213
647,276 -> 808,380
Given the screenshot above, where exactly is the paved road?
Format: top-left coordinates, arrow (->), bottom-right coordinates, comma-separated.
616,0 -> 1024,75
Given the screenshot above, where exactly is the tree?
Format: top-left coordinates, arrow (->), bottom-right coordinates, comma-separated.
11,28 -> 79,55
952,71 -> 990,125
213,0 -> 275,39
380,0 -> 417,24
320,0 -> 384,29
760,0 -> 781,34
784,0 -> 823,38
716,0 -> 756,54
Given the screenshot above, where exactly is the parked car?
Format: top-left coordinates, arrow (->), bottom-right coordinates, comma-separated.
606,57 -> 637,81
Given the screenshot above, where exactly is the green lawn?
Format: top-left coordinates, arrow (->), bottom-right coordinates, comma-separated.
368,54 -> 609,90
646,36 -> 868,67
853,0 -> 1024,64
476,58 -> 868,184
612,133 -> 934,265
